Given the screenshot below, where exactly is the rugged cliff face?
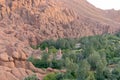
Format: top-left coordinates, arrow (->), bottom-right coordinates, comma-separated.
0,0 -> 120,44
0,0 -> 120,80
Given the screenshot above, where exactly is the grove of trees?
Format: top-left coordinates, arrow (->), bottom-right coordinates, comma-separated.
29,33 -> 120,80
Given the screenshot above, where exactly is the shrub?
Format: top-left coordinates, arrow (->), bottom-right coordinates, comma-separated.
24,74 -> 38,80
43,73 -> 57,80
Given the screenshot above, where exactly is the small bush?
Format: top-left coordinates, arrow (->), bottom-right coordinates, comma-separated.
24,74 -> 39,80
43,73 -> 57,80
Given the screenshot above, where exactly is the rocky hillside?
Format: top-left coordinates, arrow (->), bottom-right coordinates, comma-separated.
0,0 -> 120,80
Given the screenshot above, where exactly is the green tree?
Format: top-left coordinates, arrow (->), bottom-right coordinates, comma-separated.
65,58 -> 78,79
55,38 -> 66,49
95,60 -> 105,80
112,64 -> 120,80
88,51 -> 101,70
77,60 -> 90,80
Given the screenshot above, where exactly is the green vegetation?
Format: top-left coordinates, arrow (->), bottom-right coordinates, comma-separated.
28,52 -> 64,69
43,73 -> 57,80
37,38 -> 77,50
24,74 -> 38,80
29,33 -> 120,80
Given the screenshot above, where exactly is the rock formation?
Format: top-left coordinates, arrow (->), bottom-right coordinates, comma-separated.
0,0 -> 120,80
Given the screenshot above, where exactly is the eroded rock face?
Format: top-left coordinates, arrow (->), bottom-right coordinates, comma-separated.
0,66 -> 45,80
0,0 -> 120,45
0,0 -> 120,80
0,50 -> 46,79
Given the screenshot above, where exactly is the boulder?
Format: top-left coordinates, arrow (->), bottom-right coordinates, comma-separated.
0,53 -> 9,61
12,52 -> 20,59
